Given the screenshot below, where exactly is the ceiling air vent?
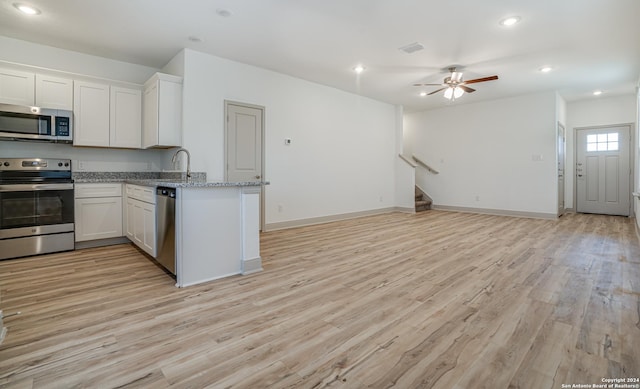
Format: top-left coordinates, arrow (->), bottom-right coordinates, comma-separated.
399,42 -> 424,54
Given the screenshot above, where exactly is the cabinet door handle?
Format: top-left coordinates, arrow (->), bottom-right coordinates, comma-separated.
255,175 -> 261,179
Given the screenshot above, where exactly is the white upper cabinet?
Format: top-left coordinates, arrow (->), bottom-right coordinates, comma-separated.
0,68 -> 35,105
35,74 -> 73,110
74,81 -> 142,148
74,80 -> 110,147
143,72 -> 182,148
0,70 -> 72,109
110,87 -> 141,148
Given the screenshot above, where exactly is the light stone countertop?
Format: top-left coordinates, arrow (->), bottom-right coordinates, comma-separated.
72,172 -> 269,188
74,178 -> 269,188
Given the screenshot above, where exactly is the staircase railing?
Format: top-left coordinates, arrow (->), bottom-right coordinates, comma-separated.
398,154 -> 417,168
412,154 -> 439,174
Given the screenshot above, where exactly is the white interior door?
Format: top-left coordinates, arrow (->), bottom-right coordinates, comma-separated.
557,123 -> 566,216
226,103 -> 263,182
576,126 -> 631,216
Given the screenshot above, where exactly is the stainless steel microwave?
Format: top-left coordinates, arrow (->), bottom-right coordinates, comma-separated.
0,103 -> 73,143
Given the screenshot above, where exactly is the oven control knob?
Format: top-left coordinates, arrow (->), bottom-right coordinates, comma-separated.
3,162 -> 9,167
64,162 -> 69,167
58,162 -> 63,167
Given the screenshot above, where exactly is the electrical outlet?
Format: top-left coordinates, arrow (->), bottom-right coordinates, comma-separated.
146,162 -> 152,170
475,195 -> 480,202
278,204 -> 283,213
78,161 -> 86,170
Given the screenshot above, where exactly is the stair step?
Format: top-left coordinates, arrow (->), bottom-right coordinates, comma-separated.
415,200 -> 431,206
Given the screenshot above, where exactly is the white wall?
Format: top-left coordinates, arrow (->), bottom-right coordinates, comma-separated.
394,105 -> 415,211
556,93 -> 567,213
0,36 -> 156,84
404,92 -> 558,216
0,142 -> 163,172
170,49 -> 398,226
565,94 -> 637,209
0,36 -> 164,171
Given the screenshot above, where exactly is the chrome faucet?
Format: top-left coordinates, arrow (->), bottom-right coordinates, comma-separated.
172,148 -> 191,180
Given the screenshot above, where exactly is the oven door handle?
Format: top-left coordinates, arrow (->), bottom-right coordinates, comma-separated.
0,183 -> 74,192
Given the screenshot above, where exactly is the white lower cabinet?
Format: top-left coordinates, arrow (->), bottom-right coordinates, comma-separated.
124,184 -> 156,257
75,183 -> 123,242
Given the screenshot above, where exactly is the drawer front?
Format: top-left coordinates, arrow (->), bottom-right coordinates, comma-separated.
75,183 -> 122,198
127,184 -> 156,204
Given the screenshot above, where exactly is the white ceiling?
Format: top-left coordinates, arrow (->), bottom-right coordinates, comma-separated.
1,0 -> 639,112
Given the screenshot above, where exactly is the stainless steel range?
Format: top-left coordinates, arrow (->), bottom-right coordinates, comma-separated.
0,158 -> 74,260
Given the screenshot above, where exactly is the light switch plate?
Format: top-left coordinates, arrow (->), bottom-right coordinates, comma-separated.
284,138 -> 291,145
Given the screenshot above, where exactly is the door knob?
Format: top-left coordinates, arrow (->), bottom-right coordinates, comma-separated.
255,175 -> 261,179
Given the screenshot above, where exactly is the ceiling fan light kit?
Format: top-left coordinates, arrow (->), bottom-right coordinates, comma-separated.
444,87 -> 464,100
414,66 -> 498,101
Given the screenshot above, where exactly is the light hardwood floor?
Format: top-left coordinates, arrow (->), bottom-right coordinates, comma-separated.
0,211 -> 639,388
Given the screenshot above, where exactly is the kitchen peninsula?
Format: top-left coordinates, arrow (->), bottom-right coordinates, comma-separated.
75,173 -> 267,287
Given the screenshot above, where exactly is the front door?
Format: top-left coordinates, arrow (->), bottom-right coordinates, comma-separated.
225,102 -> 263,183
576,125 -> 631,216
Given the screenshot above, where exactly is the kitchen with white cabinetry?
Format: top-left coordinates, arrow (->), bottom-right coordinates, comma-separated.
0,51 -> 265,288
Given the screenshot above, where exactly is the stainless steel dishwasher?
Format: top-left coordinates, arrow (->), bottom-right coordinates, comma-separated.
155,187 -> 176,275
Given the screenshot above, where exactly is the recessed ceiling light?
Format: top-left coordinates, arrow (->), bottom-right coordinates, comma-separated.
419,91 -> 427,97
499,16 -> 521,26
216,8 -> 232,17
13,3 -> 41,15
188,36 -> 203,43
539,66 -> 553,73
593,90 -> 603,96
353,65 -> 365,74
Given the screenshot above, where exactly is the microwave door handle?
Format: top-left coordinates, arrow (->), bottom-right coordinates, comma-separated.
0,183 -> 74,192
41,115 -> 52,135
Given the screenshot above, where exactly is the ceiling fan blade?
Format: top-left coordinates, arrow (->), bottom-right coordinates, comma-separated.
458,85 -> 476,93
463,75 -> 499,84
427,87 -> 447,95
413,83 -> 444,87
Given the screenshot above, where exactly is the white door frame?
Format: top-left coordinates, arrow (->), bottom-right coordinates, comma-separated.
557,122 -> 566,217
224,100 -> 266,231
573,123 -> 635,218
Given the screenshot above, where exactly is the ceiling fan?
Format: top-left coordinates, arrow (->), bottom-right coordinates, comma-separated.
414,67 -> 498,100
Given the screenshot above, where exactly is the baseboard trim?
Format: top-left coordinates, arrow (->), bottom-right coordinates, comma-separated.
178,271 -> 240,288
432,205 -> 558,220
395,206 -> 416,214
242,257 -> 263,275
75,237 -> 130,250
264,207 -> 401,231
